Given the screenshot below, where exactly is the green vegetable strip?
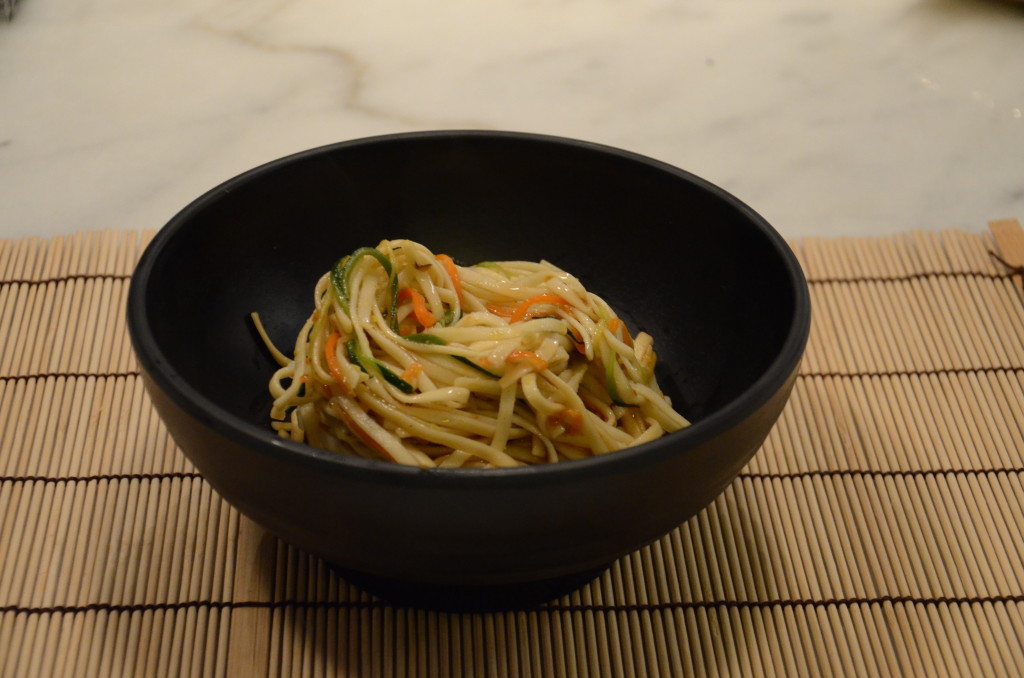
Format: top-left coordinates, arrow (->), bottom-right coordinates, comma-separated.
387,274 -> 400,333
455,356 -> 500,379
377,363 -> 416,393
346,338 -> 415,394
405,333 -> 447,346
346,338 -> 369,373
345,246 -> 393,279
330,256 -> 349,309
332,247 -> 394,318
405,333 -> 500,378
604,352 -> 636,407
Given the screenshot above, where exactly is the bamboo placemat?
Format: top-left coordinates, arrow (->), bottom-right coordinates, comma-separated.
1,221 -> 1023,677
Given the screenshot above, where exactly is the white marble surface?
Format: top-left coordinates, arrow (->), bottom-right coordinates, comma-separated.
1,0 -> 1022,241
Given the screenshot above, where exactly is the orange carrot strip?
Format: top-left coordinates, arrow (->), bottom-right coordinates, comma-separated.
397,288 -> 436,328
505,350 -> 549,372
567,327 -> 586,354
400,362 -> 423,382
337,408 -> 394,461
509,294 -> 571,323
486,303 -> 515,318
550,408 -> 583,435
324,332 -> 353,395
436,254 -> 463,305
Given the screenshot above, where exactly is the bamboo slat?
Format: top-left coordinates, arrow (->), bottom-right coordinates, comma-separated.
1,222 -> 1022,676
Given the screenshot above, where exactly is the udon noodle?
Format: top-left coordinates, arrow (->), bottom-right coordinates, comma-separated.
253,239 -> 689,468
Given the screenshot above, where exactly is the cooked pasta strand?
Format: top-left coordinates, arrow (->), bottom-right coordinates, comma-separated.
256,239 -> 690,467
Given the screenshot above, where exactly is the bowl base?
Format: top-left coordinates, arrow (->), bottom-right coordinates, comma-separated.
330,563 -> 612,613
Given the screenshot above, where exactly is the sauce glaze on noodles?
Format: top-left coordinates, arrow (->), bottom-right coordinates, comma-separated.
254,239 -> 689,469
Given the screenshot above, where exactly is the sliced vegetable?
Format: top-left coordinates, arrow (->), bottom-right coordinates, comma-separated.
345,337 -> 366,372
455,357 -> 500,378
334,400 -> 396,462
397,287 -> 436,328
604,351 -> 636,407
405,333 -> 500,377
405,332 -> 447,346
486,303 -> 515,318
505,350 -> 549,372
387,275 -> 400,332
435,253 -> 464,305
549,408 -> 583,435
401,362 -> 424,382
567,327 -> 586,354
377,363 -> 416,393
330,256 -> 349,308
324,332 -> 352,395
508,294 -> 571,323
331,247 -> 399,330
345,338 -> 415,393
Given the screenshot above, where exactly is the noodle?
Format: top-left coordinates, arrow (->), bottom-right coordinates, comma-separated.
254,239 -> 690,468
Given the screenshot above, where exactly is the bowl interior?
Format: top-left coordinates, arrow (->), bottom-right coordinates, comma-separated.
138,132 -> 801,452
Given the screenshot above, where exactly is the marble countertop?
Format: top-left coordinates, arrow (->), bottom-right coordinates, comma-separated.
1,0 -> 1022,241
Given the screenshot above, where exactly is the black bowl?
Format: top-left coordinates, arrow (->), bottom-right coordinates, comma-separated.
127,130 -> 810,611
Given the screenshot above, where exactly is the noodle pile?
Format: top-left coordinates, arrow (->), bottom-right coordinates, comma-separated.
253,239 -> 689,468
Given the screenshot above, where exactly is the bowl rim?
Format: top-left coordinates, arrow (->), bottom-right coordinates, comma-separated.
127,129 -> 811,489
